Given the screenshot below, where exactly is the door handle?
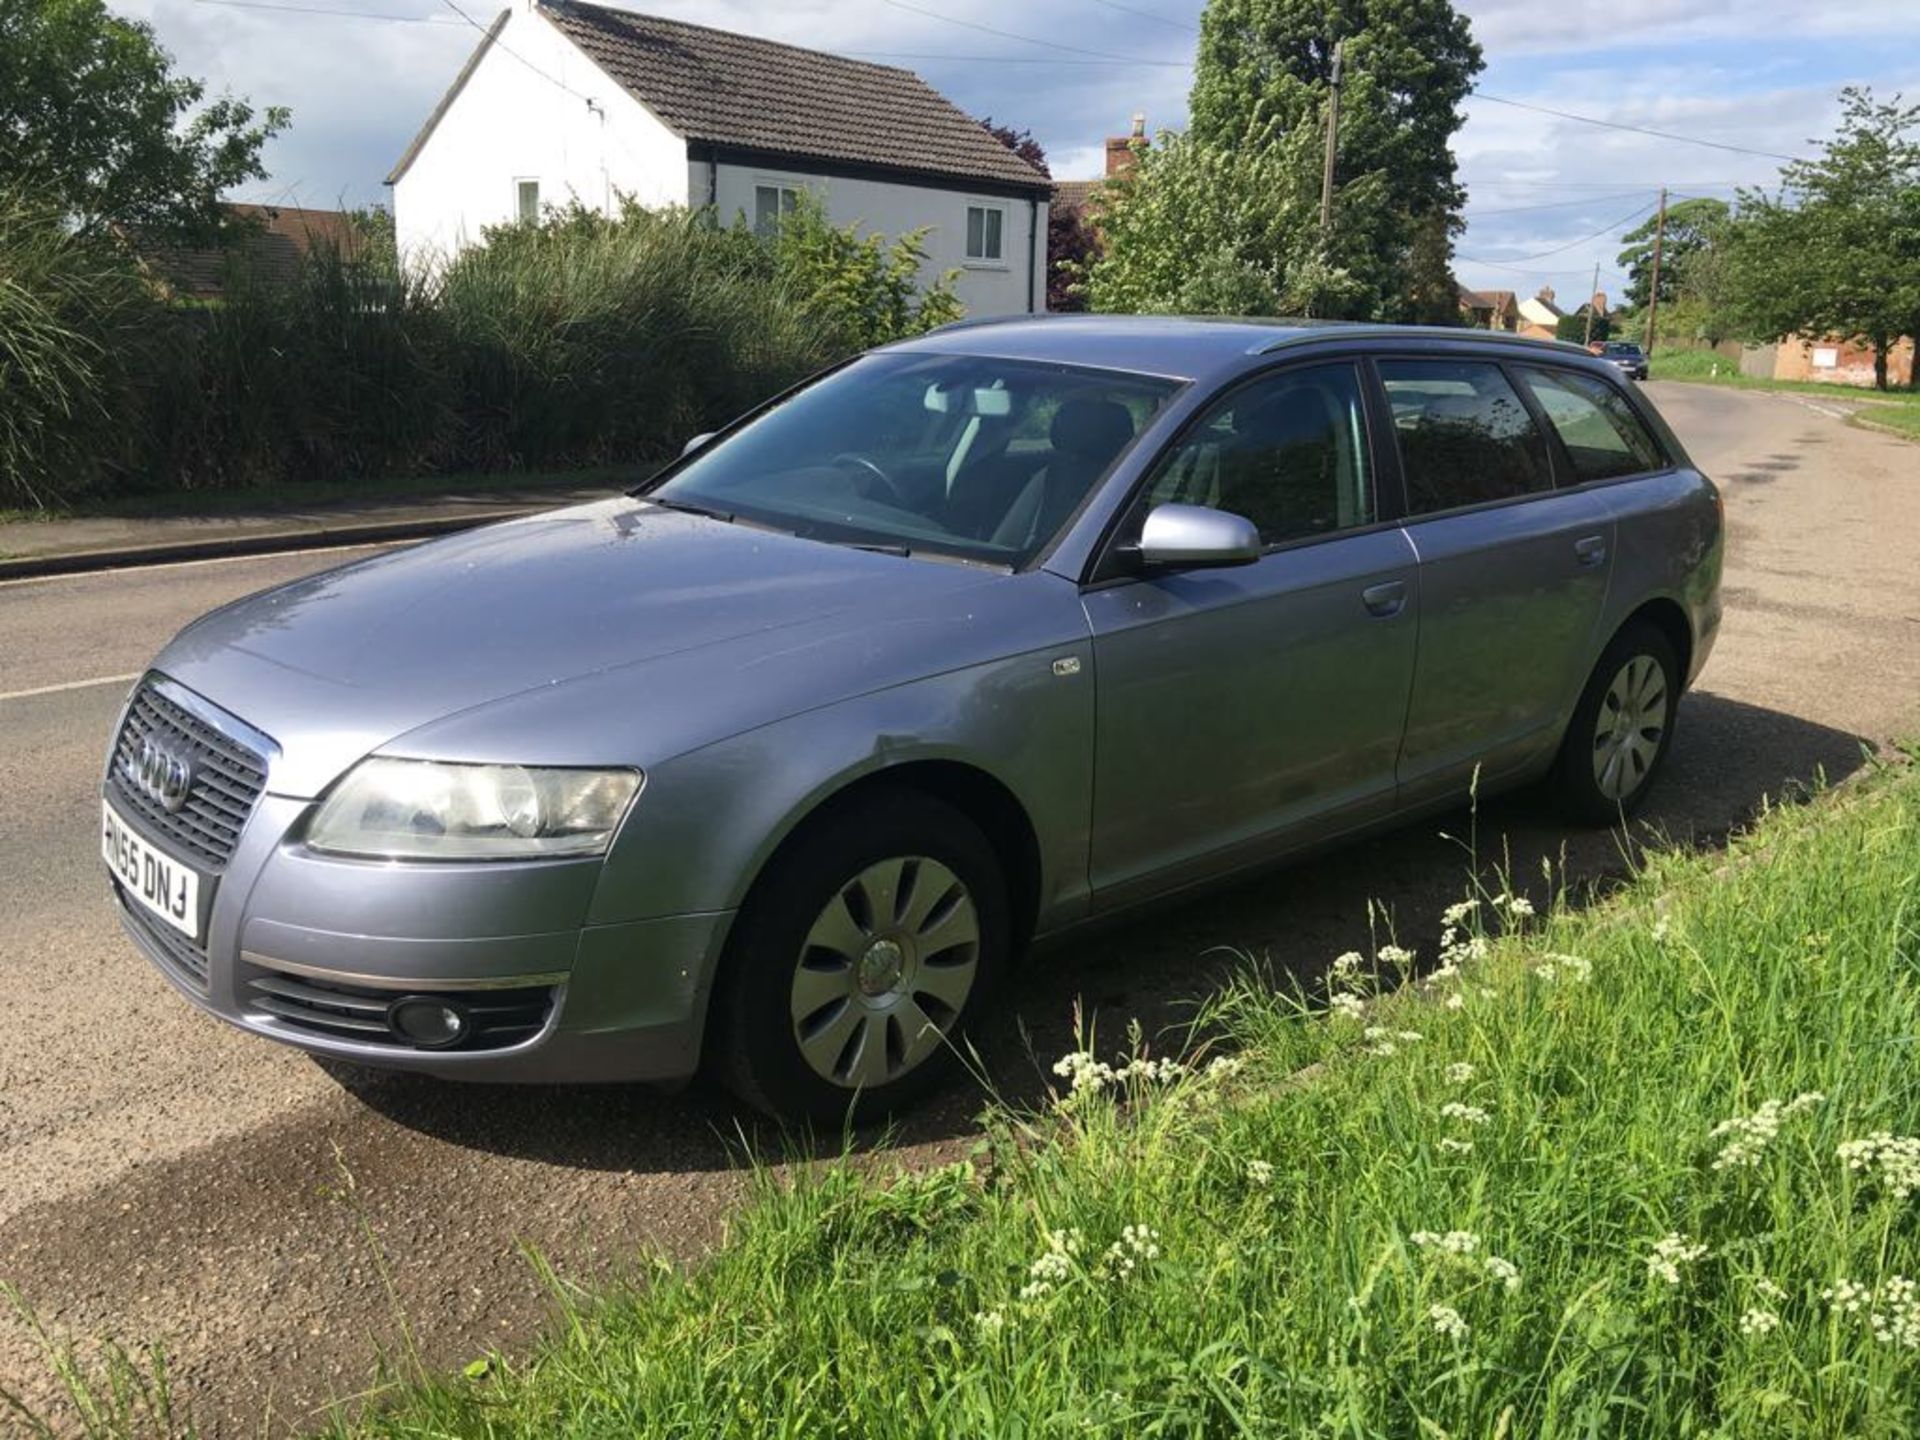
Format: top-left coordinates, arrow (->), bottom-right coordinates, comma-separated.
1574,534 -> 1608,567
1361,580 -> 1407,618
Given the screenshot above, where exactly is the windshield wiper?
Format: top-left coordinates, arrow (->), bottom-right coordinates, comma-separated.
644,494 -> 735,523
843,541 -> 913,558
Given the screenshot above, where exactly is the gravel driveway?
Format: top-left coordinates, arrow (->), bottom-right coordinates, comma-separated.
2,382 -> 1916,1434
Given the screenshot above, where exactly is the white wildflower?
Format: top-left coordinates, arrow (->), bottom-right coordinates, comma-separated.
1052,1052 -> 1117,1096
1205,1055 -> 1245,1081
1245,1158 -> 1275,1187
1099,1224 -> 1160,1280
1651,917 -> 1671,943
1709,1095 -> 1824,1170
1020,1227 -> 1083,1299
1428,1304 -> 1470,1342
1754,1278 -> 1787,1303
973,1308 -> 1007,1337
1646,1232 -> 1710,1287
1114,1056 -> 1186,1084
1837,1133 -> 1920,1201
1739,1307 -> 1780,1337
1483,1255 -> 1522,1292
1329,992 -> 1366,1021
1441,1102 -> 1491,1127
1441,899 -> 1479,928
1437,1137 -> 1475,1155
1535,953 -> 1593,984
1377,944 -> 1416,969
1411,1230 -> 1481,1256
1445,1062 -> 1476,1085
1872,1276 -> 1920,1350
1492,894 -> 1535,919
1442,992 -> 1466,1011
1824,1278 -> 1871,1315
1330,950 -> 1365,980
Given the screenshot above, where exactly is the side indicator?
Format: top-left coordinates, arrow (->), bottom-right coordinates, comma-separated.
1051,657 -> 1082,677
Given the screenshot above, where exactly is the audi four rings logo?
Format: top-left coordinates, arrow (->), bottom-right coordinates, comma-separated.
127,736 -> 194,812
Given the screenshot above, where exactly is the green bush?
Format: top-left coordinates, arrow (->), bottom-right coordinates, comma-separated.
0,197 -> 963,510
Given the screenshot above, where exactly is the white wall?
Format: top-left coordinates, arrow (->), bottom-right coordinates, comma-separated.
709,160 -> 1047,317
392,3 -> 688,264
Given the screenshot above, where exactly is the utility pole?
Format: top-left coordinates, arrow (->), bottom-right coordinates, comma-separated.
1583,261 -> 1600,347
1642,187 -> 1668,354
1319,39 -> 1344,237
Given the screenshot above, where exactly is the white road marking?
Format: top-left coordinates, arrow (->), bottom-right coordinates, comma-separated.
0,538 -> 395,590
0,673 -> 141,703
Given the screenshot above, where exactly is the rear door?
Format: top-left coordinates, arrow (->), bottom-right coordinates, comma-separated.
1082,360 -> 1419,906
1379,356 -> 1617,805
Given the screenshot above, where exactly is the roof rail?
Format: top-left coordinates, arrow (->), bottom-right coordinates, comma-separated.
1255,324 -> 1600,357
922,312 -> 1060,337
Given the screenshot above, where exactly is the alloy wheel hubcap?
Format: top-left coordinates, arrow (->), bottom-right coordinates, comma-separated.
1592,653 -> 1669,801
789,856 -> 980,1090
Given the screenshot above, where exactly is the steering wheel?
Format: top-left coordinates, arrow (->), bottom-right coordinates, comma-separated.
830,452 -> 908,507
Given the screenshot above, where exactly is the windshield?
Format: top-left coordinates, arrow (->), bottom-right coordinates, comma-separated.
1604,343 -> 1642,356
650,352 -> 1180,566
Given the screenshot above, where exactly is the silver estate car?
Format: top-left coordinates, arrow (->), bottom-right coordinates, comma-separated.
102,318 -> 1722,1121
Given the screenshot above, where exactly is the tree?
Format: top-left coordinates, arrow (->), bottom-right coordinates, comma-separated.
978,116 -> 1099,312
1077,120 -> 1383,318
1554,310 -> 1609,345
1616,197 -> 1730,312
0,0 -> 288,242
1722,88 -> 1920,390
1188,0 -> 1482,320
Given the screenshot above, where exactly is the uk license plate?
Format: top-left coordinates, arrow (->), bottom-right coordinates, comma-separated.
102,798 -> 202,940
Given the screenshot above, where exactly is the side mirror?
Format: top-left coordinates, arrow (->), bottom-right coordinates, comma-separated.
1135,503 -> 1262,569
681,432 -> 716,458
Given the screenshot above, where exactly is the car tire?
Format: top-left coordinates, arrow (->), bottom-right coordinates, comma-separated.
1550,620 -> 1681,826
713,789 -> 1009,1125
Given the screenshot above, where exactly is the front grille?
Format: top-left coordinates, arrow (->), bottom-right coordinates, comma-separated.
117,883 -> 210,992
108,681 -> 269,870
243,971 -> 556,1051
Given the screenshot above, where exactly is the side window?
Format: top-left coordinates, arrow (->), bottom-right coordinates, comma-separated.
1378,360 -> 1551,514
1139,363 -> 1374,546
1517,366 -> 1667,482
515,178 -> 540,224
754,184 -> 799,237
966,204 -> 1006,262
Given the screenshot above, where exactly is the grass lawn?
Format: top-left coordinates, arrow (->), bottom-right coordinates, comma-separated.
0,466 -> 641,527
1651,349 -> 1920,433
19,752 -> 1920,1438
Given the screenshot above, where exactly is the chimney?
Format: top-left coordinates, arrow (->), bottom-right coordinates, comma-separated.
1591,291 -> 1608,316
1105,113 -> 1147,177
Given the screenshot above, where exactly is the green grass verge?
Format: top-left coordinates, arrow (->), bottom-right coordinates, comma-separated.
1650,348 -> 1920,411
16,757 -> 1920,1437
0,466 -> 640,527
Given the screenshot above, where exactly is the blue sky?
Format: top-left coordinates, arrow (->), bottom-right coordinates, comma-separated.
119,0 -> 1920,307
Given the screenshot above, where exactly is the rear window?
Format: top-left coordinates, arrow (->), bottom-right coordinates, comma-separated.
1378,360 -> 1551,515
1517,366 -> 1666,483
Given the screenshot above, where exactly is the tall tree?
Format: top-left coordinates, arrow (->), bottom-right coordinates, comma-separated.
978,116 -> 1100,312
0,0 -> 288,242
1616,197 -> 1729,311
1723,88 -> 1920,390
1188,0 -> 1482,320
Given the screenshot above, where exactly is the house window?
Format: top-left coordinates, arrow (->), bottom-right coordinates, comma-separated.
965,204 -> 1005,262
754,184 -> 799,236
516,179 -> 540,224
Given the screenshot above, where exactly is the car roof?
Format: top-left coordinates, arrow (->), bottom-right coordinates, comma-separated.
891,314 -> 1602,383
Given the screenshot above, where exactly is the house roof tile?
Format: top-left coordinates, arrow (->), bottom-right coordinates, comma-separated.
540,1 -> 1050,193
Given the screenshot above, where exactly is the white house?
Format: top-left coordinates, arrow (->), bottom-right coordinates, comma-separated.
387,0 -> 1053,317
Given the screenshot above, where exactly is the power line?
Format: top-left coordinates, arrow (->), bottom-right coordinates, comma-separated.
1456,198 -> 1656,266
873,0 -> 1183,66
1081,0 -> 1198,32
435,0 -> 595,104
848,51 -> 1176,66
1465,189 -> 1656,217
193,0 -> 462,22
1473,93 -> 1805,163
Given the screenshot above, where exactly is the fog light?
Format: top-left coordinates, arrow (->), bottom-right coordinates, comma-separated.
387,995 -> 470,1049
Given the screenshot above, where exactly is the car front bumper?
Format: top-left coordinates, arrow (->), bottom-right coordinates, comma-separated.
106,691 -> 733,1083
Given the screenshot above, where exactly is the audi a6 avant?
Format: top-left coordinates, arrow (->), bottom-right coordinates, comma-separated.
103,318 -> 1722,1121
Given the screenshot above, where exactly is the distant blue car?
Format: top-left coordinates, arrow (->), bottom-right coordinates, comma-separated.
104,317 -> 1721,1120
1598,340 -> 1650,381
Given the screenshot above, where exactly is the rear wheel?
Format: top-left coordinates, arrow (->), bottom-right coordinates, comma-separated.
714,790 -> 1008,1124
1550,620 -> 1680,824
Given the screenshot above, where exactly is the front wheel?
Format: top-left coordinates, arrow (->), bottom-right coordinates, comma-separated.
1550,621 -> 1680,825
713,790 -> 1008,1125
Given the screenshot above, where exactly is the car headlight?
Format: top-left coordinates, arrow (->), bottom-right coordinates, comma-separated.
306,759 -> 642,861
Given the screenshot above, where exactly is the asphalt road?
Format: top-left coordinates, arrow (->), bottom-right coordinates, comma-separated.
3,384 -> 1917,1433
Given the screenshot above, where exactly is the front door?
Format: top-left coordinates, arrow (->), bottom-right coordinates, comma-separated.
1082,361 -> 1420,907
